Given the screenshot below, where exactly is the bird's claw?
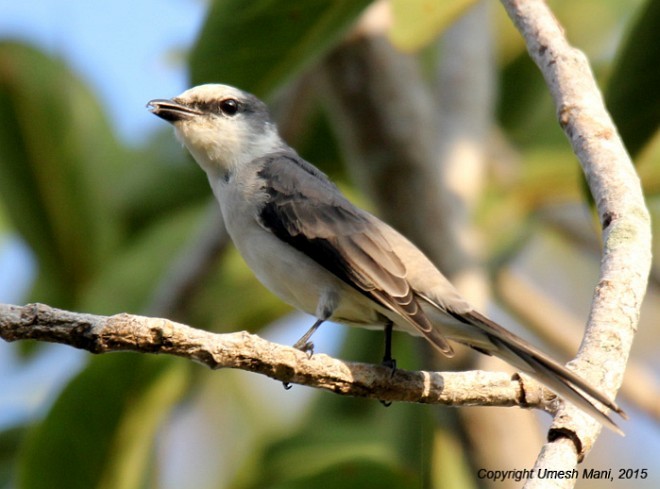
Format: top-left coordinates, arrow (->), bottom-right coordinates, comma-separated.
284,340 -> 316,390
293,341 -> 315,358
381,357 -> 397,375
379,357 -> 397,407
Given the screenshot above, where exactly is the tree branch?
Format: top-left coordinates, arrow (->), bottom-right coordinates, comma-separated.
500,0 -> 652,479
1,302 -> 560,412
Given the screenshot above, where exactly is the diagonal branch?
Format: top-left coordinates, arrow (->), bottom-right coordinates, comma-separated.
500,0 -> 652,480
1,302 -> 559,412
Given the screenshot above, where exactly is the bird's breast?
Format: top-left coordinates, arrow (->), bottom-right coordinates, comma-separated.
208,174 -> 396,330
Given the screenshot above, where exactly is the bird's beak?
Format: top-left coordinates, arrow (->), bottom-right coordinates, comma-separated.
147,99 -> 203,122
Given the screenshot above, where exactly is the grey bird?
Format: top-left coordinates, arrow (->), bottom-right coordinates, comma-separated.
148,84 -> 626,434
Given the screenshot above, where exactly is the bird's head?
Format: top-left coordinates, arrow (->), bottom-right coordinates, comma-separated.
148,84 -> 283,176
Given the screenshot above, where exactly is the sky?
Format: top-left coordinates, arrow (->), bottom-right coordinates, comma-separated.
0,0 -> 206,144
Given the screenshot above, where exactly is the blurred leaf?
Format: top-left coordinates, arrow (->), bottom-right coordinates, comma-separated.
497,52 -> 545,135
0,41 -> 126,306
116,131 -> 209,233
189,0 -> 372,96
430,425 -> 479,489
606,0 -> 660,157
637,131 -> 660,195
295,107 -> 347,182
96,359 -> 189,489
80,202 -> 208,315
245,420 -> 422,489
260,457 -> 414,489
189,246 -> 290,331
551,0 -> 646,62
0,425 -> 25,487
497,52 -> 568,147
18,354 -> 188,489
389,0 -> 479,52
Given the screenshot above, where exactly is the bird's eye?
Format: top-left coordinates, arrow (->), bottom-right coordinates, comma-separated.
219,98 -> 239,116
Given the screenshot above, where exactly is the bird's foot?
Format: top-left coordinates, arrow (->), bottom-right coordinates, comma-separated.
379,356 -> 397,407
381,356 -> 397,374
293,340 -> 315,358
283,332 -> 319,390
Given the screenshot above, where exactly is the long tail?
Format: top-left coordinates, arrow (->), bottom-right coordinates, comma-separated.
451,310 -> 627,435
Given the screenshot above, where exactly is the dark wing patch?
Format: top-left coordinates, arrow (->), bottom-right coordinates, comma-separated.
256,153 -> 453,356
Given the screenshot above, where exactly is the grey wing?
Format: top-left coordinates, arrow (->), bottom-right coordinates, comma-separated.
255,153 -> 454,356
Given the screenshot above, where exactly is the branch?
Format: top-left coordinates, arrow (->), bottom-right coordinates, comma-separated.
1,302 -> 559,411
500,0 -> 652,480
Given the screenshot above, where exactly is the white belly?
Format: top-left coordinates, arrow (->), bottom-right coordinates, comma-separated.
238,222 -> 389,326
212,179 -> 382,328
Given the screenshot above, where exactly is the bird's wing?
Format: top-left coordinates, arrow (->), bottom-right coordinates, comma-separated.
255,153 -> 453,356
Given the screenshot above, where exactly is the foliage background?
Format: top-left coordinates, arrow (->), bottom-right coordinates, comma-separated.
0,0 -> 658,488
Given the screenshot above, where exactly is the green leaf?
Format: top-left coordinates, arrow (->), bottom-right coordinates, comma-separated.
0,425 -> 25,487
115,131 -> 209,233
606,0 -> 660,158
497,52 -> 549,141
189,0 -> 372,96
0,41 -> 126,306
18,354 -> 189,489
389,0 -> 479,52
80,202 -> 209,315
246,421 -> 421,489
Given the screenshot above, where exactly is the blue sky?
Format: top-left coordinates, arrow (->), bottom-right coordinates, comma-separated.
0,0 -> 206,144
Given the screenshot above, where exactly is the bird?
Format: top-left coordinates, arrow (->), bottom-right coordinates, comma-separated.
147,83 -> 626,434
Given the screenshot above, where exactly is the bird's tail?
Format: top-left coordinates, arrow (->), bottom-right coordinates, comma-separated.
452,310 -> 627,435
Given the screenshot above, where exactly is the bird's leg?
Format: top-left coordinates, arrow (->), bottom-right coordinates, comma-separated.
283,318 -> 325,390
381,321 -> 396,371
292,318 -> 325,356
380,321 -> 396,407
